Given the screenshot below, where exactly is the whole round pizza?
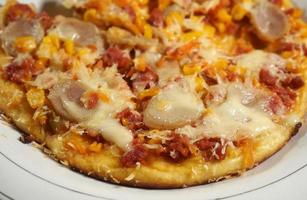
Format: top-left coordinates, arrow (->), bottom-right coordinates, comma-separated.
0,0 -> 306,188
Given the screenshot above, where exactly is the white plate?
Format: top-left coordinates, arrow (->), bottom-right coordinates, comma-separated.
0,1 -> 307,200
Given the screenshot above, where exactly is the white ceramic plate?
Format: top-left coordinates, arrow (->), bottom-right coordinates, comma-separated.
0,1 -> 307,200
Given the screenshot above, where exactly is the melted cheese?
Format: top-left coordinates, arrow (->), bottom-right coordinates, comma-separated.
84,118 -> 133,151
200,0 -> 221,12
144,82 -> 204,129
236,50 -> 286,77
178,83 -> 279,140
156,61 -> 181,86
71,65 -> 135,150
202,83 -> 278,139
236,50 -> 268,72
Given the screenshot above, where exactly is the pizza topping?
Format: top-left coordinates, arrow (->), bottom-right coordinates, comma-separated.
258,64 -> 303,109
117,108 -> 145,132
149,8 -> 164,28
130,67 -> 159,93
143,81 -> 204,129
0,0 -> 306,175
195,137 -> 227,161
48,76 -> 134,150
102,46 -> 132,69
259,68 -> 278,86
249,1 -> 289,42
3,56 -> 35,83
1,19 -> 44,56
37,12 -> 54,31
201,83 -> 278,140
106,27 -> 159,50
121,140 -> 149,167
204,84 -> 227,106
164,133 -> 192,162
267,95 -> 285,115
236,50 -> 285,76
48,80 -> 94,122
282,76 -> 304,90
52,18 -> 104,52
5,3 -> 36,24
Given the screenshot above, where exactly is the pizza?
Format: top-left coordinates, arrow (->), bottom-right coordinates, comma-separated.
0,0 -> 306,188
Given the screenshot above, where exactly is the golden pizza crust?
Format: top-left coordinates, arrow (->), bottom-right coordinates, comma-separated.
0,75 -> 306,188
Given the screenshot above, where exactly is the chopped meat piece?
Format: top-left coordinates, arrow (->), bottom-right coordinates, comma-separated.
6,3 -> 36,24
164,133 -> 191,162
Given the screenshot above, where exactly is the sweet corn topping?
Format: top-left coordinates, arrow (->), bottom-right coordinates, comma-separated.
213,59 -> 228,69
195,75 -> 205,92
43,35 -> 60,49
144,24 -> 153,39
134,56 -> 147,72
158,0 -> 171,10
64,39 -> 75,55
34,58 -> 48,71
215,22 -> 226,33
182,64 -> 202,75
216,8 -> 232,23
166,11 -> 184,27
138,87 -> 160,100
14,36 -> 36,53
83,9 -> 97,22
203,25 -> 216,38
231,4 -> 247,21
181,31 -> 204,43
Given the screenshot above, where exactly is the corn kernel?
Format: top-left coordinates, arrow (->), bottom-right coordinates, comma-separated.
231,4 -> 247,21
292,8 -> 303,18
34,58 -> 48,71
216,8 -> 232,23
158,0 -> 171,10
214,59 -> 228,69
300,27 -> 307,37
137,0 -> 149,6
144,24 -> 153,39
138,87 -> 160,100
281,51 -> 293,59
64,39 -> 74,55
83,9 -> 97,22
180,31 -> 204,42
98,92 -> 110,103
282,0 -> 293,9
134,56 -> 147,72
14,36 -> 36,53
77,48 -> 91,57
166,11 -> 184,27
195,75 -> 205,92
203,24 -> 216,38
215,22 -> 226,33
26,88 -> 45,109
182,64 -> 202,75
42,35 -> 60,50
